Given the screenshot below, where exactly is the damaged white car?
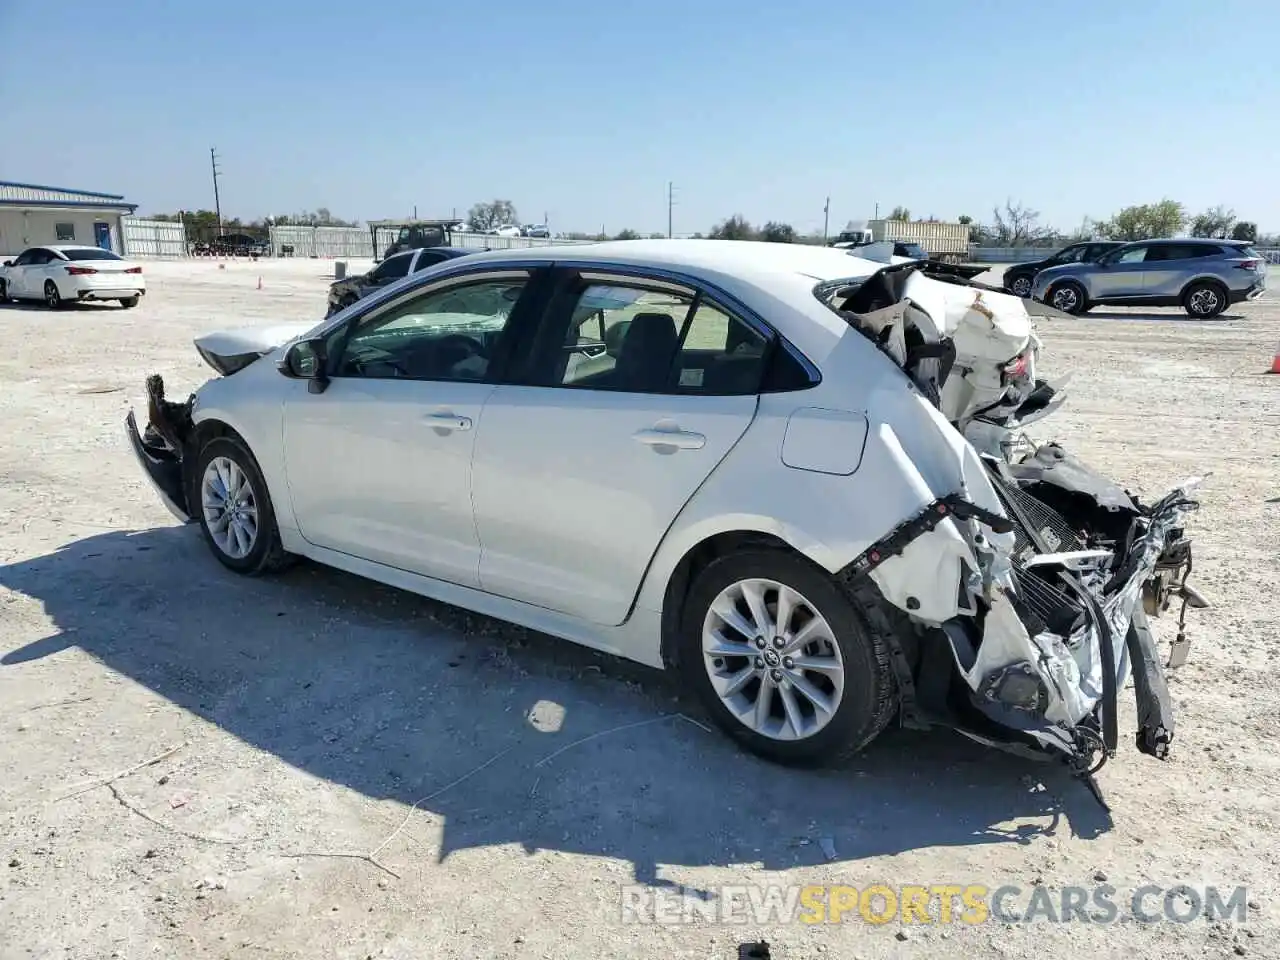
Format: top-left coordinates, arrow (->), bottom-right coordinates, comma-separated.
126,240 -> 1205,786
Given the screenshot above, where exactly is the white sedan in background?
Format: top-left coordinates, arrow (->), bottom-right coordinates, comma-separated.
0,245 -> 146,309
125,240 -> 1203,779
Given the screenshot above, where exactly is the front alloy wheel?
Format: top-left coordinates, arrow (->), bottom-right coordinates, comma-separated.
1049,281 -> 1086,315
1008,275 -> 1033,298
192,435 -> 293,575
702,578 -> 845,741
201,456 -> 259,560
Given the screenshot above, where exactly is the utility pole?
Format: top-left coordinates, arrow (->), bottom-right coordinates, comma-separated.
667,181 -> 677,238
210,147 -> 223,236
823,196 -> 830,242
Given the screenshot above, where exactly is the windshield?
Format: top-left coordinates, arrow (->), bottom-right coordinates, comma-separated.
62,248 -> 123,261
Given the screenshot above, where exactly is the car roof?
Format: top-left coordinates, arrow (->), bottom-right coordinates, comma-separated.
43,244 -> 110,252
445,239 -> 903,361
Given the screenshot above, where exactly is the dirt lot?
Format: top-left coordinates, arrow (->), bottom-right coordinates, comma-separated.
1,257 -> 1278,959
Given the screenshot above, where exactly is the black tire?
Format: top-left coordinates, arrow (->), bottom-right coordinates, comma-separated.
678,549 -> 896,767
1046,280 -> 1087,315
120,296 -> 139,309
1182,280 -> 1227,319
191,434 -> 294,576
0,278 -> 8,302
44,280 -> 66,310
1006,273 -> 1034,298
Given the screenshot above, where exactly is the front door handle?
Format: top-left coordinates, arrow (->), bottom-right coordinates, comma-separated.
632,427 -> 706,450
424,412 -> 472,432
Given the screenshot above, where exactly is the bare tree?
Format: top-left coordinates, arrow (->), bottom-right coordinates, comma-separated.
991,199 -> 1052,247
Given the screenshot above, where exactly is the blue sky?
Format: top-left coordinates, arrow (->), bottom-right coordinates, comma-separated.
1,0 -> 1276,235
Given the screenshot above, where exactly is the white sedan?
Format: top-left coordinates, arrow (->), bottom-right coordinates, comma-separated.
0,245 -> 146,309
126,240 -> 1204,774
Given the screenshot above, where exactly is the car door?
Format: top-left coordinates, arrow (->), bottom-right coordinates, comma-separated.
1141,243 -> 1207,299
470,270 -> 768,626
281,268 -> 544,587
5,249 -> 37,296
1092,243 -> 1150,298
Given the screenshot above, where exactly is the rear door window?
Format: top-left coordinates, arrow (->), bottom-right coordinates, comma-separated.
540,276 -> 772,395
1115,245 -> 1150,264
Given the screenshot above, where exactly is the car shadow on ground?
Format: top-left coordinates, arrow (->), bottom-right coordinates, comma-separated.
0,299 -> 120,313
0,526 -> 1113,884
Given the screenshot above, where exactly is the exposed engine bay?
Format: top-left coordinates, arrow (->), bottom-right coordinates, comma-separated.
818,262 -> 1206,788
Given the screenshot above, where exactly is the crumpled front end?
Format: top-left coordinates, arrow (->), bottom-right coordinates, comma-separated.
125,375 -> 198,522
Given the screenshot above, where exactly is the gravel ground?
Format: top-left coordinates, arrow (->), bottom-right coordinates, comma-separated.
1,258 -> 1278,959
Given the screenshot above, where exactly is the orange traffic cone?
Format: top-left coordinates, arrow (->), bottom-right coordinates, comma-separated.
1270,344 -> 1280,374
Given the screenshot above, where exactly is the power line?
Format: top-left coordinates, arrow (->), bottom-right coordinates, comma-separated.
210,147 -> 223,236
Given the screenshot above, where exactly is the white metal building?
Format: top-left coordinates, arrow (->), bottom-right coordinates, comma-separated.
0,181 -> 138,257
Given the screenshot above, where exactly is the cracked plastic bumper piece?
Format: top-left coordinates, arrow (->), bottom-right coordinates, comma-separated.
125,409 -> 192,523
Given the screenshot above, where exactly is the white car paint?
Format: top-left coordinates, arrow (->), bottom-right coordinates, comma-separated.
0,244 -> 145,305
129,239 -> 1201,764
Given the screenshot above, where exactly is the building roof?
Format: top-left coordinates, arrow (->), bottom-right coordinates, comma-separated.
0,180 -> 137,212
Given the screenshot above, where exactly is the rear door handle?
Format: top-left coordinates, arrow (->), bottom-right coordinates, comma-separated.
424,412 -> 472,432
632,427 -> 706,450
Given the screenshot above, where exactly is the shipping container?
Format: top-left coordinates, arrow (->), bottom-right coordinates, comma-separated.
868,219 -> 971,259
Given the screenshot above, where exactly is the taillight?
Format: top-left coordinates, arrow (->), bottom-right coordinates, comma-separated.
1002,353 -> 1029,382
65,266 -> 98,275
125,266 -> 142,274
1237,259 -> 1261,271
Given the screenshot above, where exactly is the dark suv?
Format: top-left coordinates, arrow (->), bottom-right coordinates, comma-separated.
1003,241 -> 1126,298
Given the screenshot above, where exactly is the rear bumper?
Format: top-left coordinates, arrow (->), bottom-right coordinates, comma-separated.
1230,280 -> 1266,304
79,287 -> 144,301
125,409 -> 192,522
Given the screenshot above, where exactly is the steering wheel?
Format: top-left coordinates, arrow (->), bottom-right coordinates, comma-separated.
433,333 -> 488,362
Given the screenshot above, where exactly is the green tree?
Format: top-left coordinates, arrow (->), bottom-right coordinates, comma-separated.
613,228 -> 641,240
957,215 -> 973,225
1100,200 -> 1186,241
1190,206 -> 1236,239
759,221 -> 797,243
709,215 -> 757,240
467,200 -> 518,233
1231,221 -> 1258,242
886,206 -> 910,221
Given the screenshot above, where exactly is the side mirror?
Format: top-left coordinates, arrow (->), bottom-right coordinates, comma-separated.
2,260 -> 11,267
277,338 -> 330,393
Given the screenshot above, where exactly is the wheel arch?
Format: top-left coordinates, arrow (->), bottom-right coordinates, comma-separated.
656,526 -> 825,671
185,411 -> 295,533
1179,274 -> 1229,302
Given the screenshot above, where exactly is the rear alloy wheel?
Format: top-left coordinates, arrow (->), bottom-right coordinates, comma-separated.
1008,274 -> 1033,298
44,280 -> 65,310
680,550 -> 895,766
120,296 -> 139,309
193,435 -> 293,575
1183,281 -> 1226,319
1048,280 -> 1087,315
